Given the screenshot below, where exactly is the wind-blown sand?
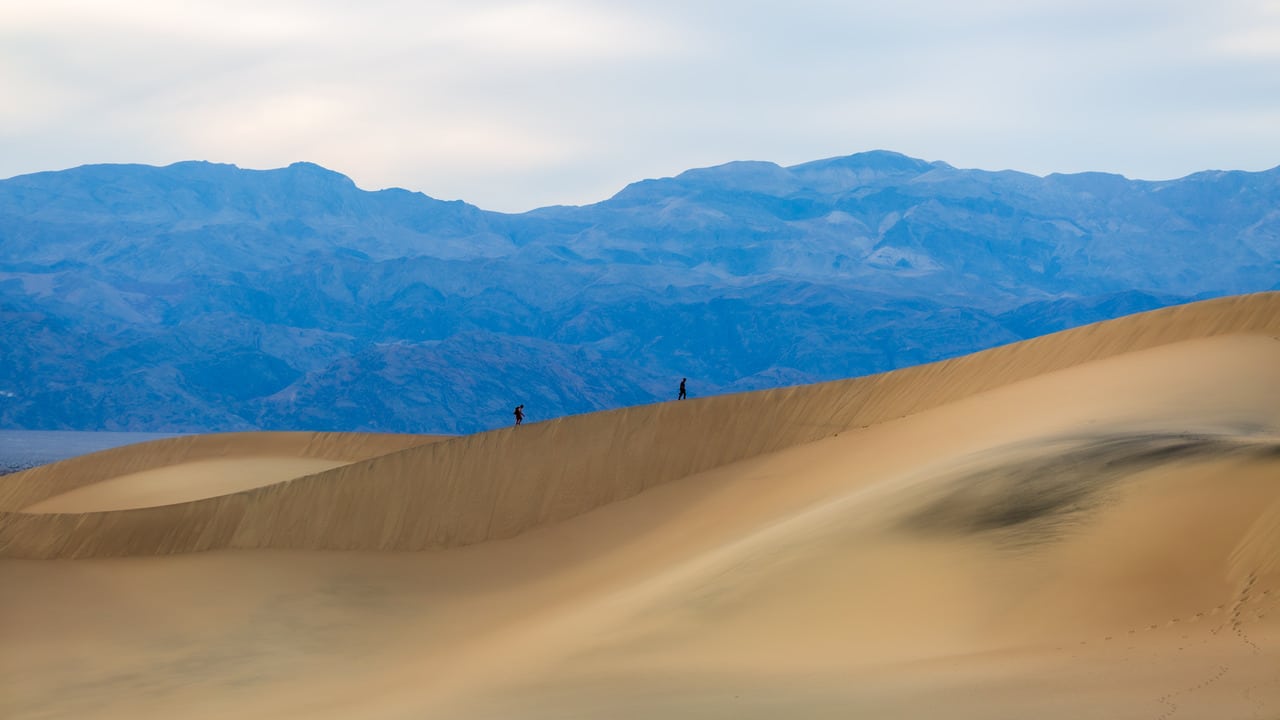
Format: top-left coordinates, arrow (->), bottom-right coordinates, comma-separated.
2,292 -> 1279,719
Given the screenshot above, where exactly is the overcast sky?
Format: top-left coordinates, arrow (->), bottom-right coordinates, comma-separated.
3,0 -> 1279,212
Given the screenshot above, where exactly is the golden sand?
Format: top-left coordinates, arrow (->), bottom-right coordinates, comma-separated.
2,292 -> 1278,718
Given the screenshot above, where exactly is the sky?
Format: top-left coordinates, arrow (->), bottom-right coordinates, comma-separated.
3,0 -> 1279,212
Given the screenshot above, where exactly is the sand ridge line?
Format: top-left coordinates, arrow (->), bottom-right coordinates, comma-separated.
0,431 -> 445,512
2,293 -> 1279,560
19,456 -> 356,513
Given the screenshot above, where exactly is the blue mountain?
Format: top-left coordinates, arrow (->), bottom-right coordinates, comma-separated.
1,151 -> 1277,433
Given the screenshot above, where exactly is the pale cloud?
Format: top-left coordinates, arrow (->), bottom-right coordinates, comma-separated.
1,1 -> 1278,211
1214,25 -> 1280,58
3,0 -> 342,45
417,1 -> 675,61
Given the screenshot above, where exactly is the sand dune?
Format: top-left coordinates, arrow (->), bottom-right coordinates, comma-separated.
20,457 -> 356,513
0,430 -> 441,511
1,292 -> 1279,718
2,292 -> 1278,559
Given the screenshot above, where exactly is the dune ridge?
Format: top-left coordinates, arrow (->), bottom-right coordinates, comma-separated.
1,291 -> 1277,559
0,431 -> 440,511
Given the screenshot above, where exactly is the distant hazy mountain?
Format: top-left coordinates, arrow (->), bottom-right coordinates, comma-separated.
2,151 -> 1277,433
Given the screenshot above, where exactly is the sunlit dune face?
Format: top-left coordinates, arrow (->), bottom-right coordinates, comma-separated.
20,457 -> 349,513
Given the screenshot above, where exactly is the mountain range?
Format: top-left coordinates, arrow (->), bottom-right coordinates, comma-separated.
2,150 -> 1277,433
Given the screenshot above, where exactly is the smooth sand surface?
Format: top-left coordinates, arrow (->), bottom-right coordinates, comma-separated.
1,292 -> 1278,719
20,457 -> 352,513
0,430 -> 443,512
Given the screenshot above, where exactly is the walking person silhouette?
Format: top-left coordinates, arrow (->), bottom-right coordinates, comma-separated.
678,378 -> 687,400
513,404 -> 524,426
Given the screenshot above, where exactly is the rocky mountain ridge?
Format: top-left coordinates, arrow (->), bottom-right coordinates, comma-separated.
2,151 -> 1276,433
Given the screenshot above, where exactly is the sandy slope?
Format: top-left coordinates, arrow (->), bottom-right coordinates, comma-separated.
19,457 -> 355,513
1,292 -> 1279,719
0,430 -> 442,511
2,292 -> 1278,559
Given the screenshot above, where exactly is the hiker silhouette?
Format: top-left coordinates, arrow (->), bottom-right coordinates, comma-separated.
513,404 -> 524,426
678,378 -> 687,400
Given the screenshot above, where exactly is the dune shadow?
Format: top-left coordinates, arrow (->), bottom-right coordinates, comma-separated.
901,431 -> 1280,545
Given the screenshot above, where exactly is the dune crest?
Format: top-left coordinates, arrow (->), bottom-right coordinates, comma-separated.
1,292 -> 1278,559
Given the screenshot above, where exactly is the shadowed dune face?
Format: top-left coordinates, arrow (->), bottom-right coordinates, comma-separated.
902,432 -> 1280,542
1,293 -> 1280,719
